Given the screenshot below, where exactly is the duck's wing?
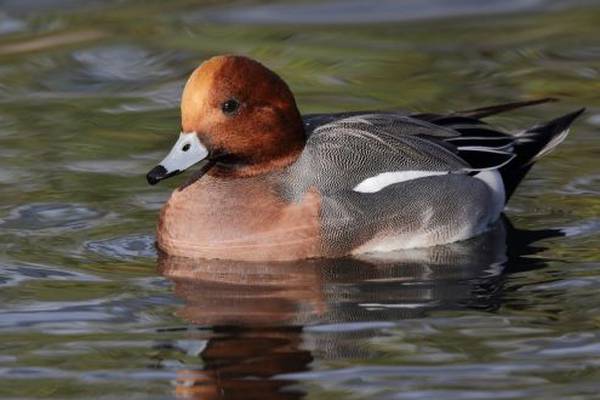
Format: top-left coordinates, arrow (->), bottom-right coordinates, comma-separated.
300,99 -> 583,200
298,112 -> 514,195
291,113 -> 506,255
302,98 -> 559,171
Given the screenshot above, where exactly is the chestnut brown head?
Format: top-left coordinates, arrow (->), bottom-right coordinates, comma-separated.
146,55 -> 306,185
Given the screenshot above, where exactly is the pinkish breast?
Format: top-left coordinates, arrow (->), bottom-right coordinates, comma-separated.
156,176 -> 323,261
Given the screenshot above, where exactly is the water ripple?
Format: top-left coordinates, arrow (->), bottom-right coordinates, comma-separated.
0,261 -> 103,287
72,45 -> 178,83
0,12 -> 26,35
85,234 -> 157,259
66,158 -> 150,177
563,174 -> 600,196
193,0 -> 548,25
0,203 -> 107,232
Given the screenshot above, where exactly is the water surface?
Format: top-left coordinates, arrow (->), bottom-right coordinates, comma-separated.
1,1 -> 599,399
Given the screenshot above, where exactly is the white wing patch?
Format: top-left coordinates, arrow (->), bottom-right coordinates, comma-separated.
353,170 -> 449,193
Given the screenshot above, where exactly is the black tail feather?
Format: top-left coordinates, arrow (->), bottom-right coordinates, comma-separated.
500,108 -> 585,201
454,98 -> 558,119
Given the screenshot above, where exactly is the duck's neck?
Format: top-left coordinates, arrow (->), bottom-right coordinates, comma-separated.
209,148 -> 302,178
209,117 -> 306,179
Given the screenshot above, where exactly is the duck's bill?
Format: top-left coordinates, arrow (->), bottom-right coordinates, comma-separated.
146,133 -> 209,185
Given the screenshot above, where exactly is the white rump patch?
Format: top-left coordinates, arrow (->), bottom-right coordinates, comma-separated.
353,170 -> 448,193
474,169 -> 505,220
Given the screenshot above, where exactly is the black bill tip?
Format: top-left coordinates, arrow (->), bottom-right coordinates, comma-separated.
146,165 -> 180,185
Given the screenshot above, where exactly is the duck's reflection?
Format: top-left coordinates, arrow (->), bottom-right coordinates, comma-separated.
173,327 -> 310,399
158,217 -> 559,399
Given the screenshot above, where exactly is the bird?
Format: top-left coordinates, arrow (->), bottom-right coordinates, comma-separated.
146,55 -> 584,262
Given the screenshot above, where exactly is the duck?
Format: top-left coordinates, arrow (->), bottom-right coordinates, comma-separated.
146,55 -> 584,262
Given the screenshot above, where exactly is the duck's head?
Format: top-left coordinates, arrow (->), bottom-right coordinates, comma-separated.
146,55 -> 305,185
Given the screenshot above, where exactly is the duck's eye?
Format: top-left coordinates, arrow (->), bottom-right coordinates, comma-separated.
182,143 -> 191,152
221,99 -> 239,115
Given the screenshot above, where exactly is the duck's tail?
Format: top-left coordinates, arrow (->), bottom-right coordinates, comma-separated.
499,108 -> 585,201
414,98 -> 584,202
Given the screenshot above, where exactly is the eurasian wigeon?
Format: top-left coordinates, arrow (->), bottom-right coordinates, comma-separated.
146,55 -> 584,262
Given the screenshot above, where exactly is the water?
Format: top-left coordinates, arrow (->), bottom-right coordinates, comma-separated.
1,1 -> 599,398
